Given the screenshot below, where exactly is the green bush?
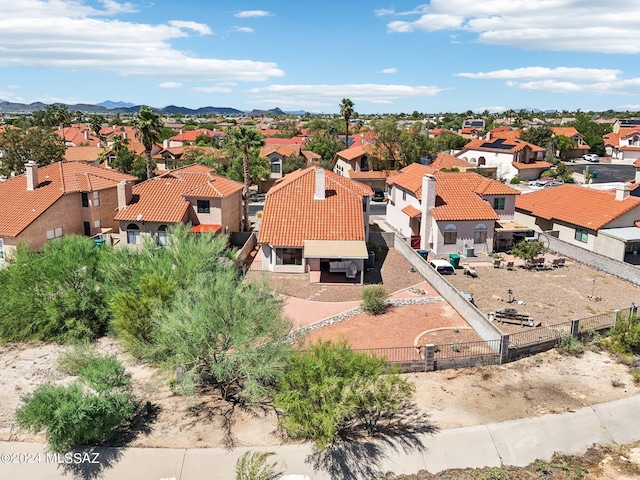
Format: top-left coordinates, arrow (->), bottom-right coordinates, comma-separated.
235,451 -> 282,480
361,286 -> 388,315
366,240 -> 382,258
557,335 -> 584,356
274,340 -> 415,450
607,313 -> 640,354
510,176 -> 520,184
16,354 -> 135,452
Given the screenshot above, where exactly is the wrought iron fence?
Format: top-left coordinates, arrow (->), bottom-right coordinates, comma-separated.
351,346 -> 423,363
508,321 -> 573,348
578,311 -> 618,333
433,339 -> 501,360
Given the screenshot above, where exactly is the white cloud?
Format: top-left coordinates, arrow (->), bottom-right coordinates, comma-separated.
374,5 -> 429,17
192,86 -> 233,93
167,21 -> 213,35
381,68 -> 398,74
479,106 -> 507,113
456,66 -> 640,96
0,0 -> 284,83
159,81 -> 183,88
617,104 -> 640,111
384,0 -> 640,54
230,26 -> 254,34
97,0 -> 137,15
247,84 -> 444,108
235,10 -> 272,18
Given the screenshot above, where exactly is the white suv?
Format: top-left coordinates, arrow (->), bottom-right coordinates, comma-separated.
582,153 -> 599,162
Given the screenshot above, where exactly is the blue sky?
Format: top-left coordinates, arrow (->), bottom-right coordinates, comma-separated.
2,0 -> 640,114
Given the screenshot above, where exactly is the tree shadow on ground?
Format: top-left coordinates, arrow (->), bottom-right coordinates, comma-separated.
62,400 -> 160,480
306,403 -> 439,480
364,247 -> 389,285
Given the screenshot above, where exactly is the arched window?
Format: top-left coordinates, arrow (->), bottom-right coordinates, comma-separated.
478,156 -> 486,166
126,223 -> 140,245
157,225 -> 169,246
444,224 -> 457,245
474,223 -> 487,244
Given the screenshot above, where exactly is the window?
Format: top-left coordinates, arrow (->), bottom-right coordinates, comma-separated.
271,158 -> 281,173
362,198 -> 367,212
0,238 -> 4,260
493,197 -> 505,210
81,192 -> 89,207
46,227 -> 63,240
402,190 -> 407,201
94,220 -> 101,229
92,191 -> 100,207
275,248 -> 303,265
474,224 -> 487,244
157,225 -> 169,246
197,200 -> 210,214
126,223 -> 140,245
574,228 -> 588,243
84,222 -> 91,236
360,156 -> 369,171
444,224 -> 457,245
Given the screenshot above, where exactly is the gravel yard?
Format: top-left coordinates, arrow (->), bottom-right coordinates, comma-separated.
447,257 -> 639,333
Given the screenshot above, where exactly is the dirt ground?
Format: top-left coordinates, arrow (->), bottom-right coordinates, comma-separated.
1,338 -> 638,452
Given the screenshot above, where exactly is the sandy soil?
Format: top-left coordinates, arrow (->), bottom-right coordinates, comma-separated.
1,338 -> 638,450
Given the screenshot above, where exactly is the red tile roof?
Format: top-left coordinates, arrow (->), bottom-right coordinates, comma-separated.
0,161 -> 136,238
429,152 -> 475,170
386,163 -> 437,200
260,144 -> 302,158
258,167 -> 373,247
114,165 -> 243,223
401,205 -> 421,218
64,146 -> 104,162
460,137 -> 545,154
513,161 -> 553,170
348,169 -> 398,179
335,144 -> 376,162
190,224 -> 223,233
169,129 -> 219,142
516,185 -> 640,230
263,137 -> 305,146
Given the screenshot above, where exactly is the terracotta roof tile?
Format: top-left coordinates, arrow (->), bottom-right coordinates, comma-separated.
64,146 -> 104,162
516,185 -> 640,230
348,170 -> 398,179
335,144 -> 376,161
114,166 -> 243,223
512,161 -> 554,170
386,163 -> 437,200
401,205 -> 421,218
258,167 -> 373,247
429,152 -> 474,170
260,144 -> 302,158
431,173 -> 503,222
0,161 -> 136,237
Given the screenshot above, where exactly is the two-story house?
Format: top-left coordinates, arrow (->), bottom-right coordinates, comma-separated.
257,166 -> 373,283
604,128 -> 640,164
386,163 -> 521,255
0,161 -> 137,261
550,127 -> 590,160
113,164 -> 244,247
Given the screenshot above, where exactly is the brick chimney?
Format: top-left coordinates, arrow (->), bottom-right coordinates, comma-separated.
420,174 -> 436,250
117,180 -> 133,209
616,185 -> 630,201
25,161 -> 39,191
314,168 -> 326,200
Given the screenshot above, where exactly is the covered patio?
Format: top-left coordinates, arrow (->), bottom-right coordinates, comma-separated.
304,239 -> 369,284
493,220 -> 534,252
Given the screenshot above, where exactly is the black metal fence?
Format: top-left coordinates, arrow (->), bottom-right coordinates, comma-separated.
347,309 -> 626,370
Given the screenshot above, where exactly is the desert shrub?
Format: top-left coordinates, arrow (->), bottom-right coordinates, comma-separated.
361,285 -> 388,315
510,176 -> 520,184
366,240 -> 382,257
58,347 -> 129,392
235,450 -> 282,480
632,370 -> 640,384
15,354 -> 135,452
557,335 -> 584,356
274,340 -> 415,450
607,313 -> 640,355
0,235 -> 109,343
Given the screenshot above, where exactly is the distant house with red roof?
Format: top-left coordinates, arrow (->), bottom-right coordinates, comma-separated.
333,143 -> 377,178
386,163 -> 521,254
0,161 -> 136,260
55,124 -> 102,147
604,128 -> 640,164
113,164 -> 243,247
166,129 -> 224,148
515,184 -> 640,262
257,167 -> 373,283
550,127 -> 590,160
456,136 -> 549,182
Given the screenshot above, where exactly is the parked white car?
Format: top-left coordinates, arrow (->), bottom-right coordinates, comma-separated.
582,153 -> 599,162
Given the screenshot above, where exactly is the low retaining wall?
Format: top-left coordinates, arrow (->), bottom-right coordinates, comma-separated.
541,233 -> 640,286
370,231 -> 395,248
394,234 -> 502,344
233,232 -> 256,262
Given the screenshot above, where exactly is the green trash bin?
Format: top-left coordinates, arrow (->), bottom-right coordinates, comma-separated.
417,249 -> 429,260
449,253 -> 460,269
93,238 -> 106,248
590,171 -> 598,179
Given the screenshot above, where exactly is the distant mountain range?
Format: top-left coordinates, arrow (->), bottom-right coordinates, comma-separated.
0,100 -> 301,116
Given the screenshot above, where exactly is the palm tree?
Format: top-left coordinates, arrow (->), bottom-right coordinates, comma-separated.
228,126 -> 264,231
133,105 -> 162,179
339,98 -> 354,148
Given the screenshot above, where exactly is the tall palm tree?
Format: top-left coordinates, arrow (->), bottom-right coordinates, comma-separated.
133,105 -> 162,179
228,126 -> 264,231
339,98 -> 354,148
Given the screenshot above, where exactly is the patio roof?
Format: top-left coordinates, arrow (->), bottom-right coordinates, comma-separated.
495,220 -> 533,232
599,227 -> 640,242
190,224 -> 223,233
401,204 -> 422,218
303,240 -> 369,259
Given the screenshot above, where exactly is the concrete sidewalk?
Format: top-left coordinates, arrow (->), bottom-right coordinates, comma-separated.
2,395 -> 640,480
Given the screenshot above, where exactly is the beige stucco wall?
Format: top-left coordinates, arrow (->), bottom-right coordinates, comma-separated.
593,234 -> 626,261
480,194 -> 516,220
432,219 -> 495,256
260,244 -> 306,273
220,190 -> 242,232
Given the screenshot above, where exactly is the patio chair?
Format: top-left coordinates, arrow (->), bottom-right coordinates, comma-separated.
506,261 -> 514,271
493,258 -> 502,268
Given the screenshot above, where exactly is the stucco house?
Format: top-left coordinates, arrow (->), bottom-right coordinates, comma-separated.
257,166 -> 373,283
113,164 -> 244,247
604,128 -> 640,164
0,161 -> 137,261
515,184 -> 640,263
386,163 -> 521,255
550,127 -> 590,160
456,136 -> 550,182
333,144 -> 377,178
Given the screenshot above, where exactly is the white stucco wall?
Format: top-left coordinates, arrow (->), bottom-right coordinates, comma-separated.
481,194 -> 516,220
432,220 -> 495,256
386,186 -> 421,237
459,149 -> 518,181
260,244 -> 305,273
